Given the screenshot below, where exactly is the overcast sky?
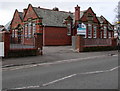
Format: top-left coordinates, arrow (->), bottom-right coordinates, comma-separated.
0,0 -> 119,25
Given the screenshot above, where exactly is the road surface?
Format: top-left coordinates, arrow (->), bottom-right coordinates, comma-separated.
2,53 -> 118,90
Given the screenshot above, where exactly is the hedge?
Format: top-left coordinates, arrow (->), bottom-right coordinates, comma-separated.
83,46 -> 117,52
7,49 -> 38,58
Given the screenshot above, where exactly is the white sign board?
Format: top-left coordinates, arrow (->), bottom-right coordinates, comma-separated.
0,42 -> 4,57
77,23 -> 86,35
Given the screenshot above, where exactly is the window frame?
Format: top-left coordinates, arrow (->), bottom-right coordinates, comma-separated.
93,26 -> 97,38
28,22 -> 32,38
32,23 -> 36,36
88,24 -> 92,38
103,26 -> 107,38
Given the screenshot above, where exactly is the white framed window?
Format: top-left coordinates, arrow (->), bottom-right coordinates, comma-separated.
15,29 -> 18,38
28,22 -> 32,38
88,24 -> 92,38
25,24 -> 28,38
104,26 -> 107,38
100,31 -> 102,38
93,26 -> 97,38
12,30 -> 15,37
32,23 -> 36,35
67,23 -> 71,35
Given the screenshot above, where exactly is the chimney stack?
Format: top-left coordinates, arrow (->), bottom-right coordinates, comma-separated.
75,5 -> 80,21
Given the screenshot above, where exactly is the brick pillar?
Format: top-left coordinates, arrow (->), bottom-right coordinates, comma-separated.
97,25 -> 100,38
76,35 -> 84,52
111,37 -> 117,47
2,32 -> 10,57
34,33 -> 43,55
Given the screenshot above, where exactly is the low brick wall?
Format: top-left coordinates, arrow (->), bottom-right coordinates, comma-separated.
75,35 -> 117,52
84,38 -> 112,47
2,32 -> 43,57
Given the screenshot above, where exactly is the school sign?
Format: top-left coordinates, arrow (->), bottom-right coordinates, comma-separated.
77,23 -> 86,35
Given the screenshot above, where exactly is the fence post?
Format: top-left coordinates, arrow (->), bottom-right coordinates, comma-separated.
76,35 -> 84,52
34,33 -> 43,55
2,31 -> 10,57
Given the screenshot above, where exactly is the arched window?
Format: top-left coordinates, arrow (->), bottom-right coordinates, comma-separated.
12,30 -> 15,38
88,24 -> 92,38
32,23 -> 36,35
25,24 -> 28,38
28,22 -> 32,38
104,26 -> 107,38
93,26 -> 97,38
15,29 -> 18,38
67,23 -> 71,35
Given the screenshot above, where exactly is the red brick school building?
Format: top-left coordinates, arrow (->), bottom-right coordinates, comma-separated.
1,4 -> 117,57
10,4 -> 114,46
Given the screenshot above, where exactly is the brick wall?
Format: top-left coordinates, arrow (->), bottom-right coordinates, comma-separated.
24,4 -> 38,21
75,35 -> 117,52
10,10 -> 22,29
43,26 -> 71,46
23,38 -> 34,45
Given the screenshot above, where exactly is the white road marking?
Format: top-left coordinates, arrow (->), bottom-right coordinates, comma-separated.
112,55 -> 118,56
9,66 -> 119,90
80,66 -> 119,75
3,55 -> 107,71
42,74 -> 76,87
13,85 -> 40,89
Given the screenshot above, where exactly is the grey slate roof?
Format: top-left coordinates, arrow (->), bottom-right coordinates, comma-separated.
0,25 -> 3,27
0,25 -> 4,31
18,12 -> 23,21
0,26 -> 6,31
5,21 -> 11,31
33,7 -> 73,27
0,27 -> 4,31
97,17 -> 103,23
80,10 -> 86,18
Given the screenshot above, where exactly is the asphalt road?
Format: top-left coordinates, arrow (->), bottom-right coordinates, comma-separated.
2,54 -> 118,90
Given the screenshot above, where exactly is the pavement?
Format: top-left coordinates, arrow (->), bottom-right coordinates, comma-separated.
2,46 -> 118,68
